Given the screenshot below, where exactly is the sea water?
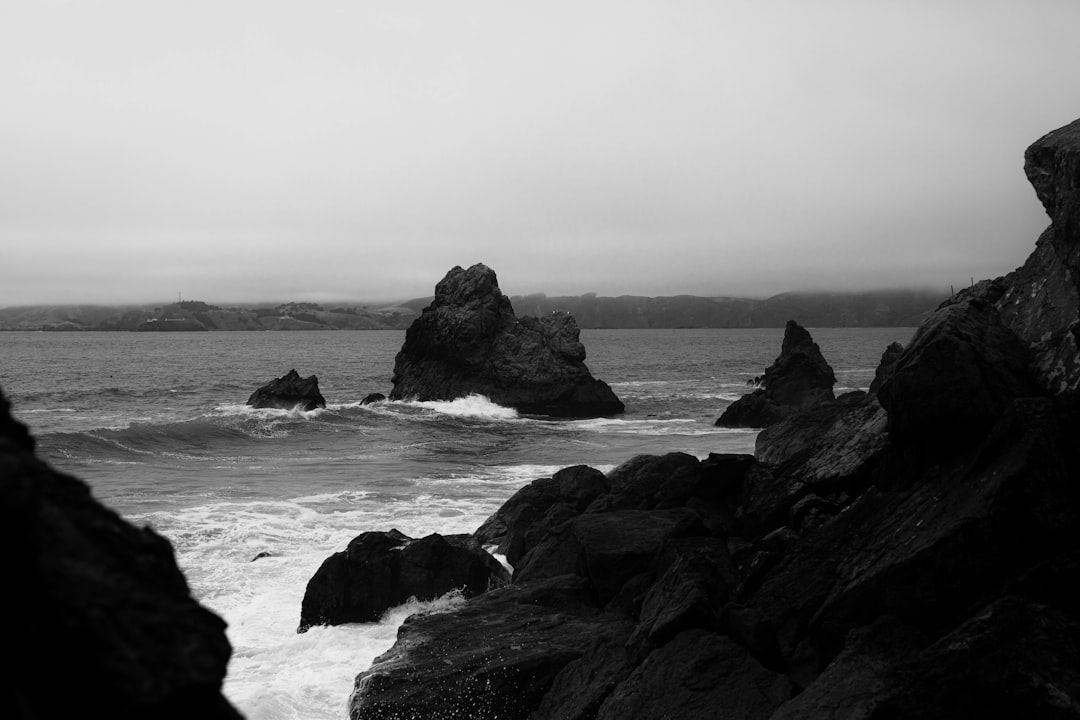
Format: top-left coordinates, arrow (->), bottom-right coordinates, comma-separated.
0,327 -> 913,720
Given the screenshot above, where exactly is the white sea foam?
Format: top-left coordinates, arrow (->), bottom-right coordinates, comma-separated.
212,403 -> 323,419
139,493 -> 492,720
408,393 -> 520,420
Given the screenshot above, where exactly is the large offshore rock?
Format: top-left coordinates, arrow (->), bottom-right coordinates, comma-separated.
0,387 -> 241,720
389,263 -> 624,417
716,320 -> 836,428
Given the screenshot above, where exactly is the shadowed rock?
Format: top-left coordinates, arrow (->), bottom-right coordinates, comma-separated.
716,320 -> 836,428
298,529 -> 510,632
877,286 -> 1040,452
389,263 -> 624,417
346,117 -> 1080,720
0,386 -> 242,720
246,368 -> 326,411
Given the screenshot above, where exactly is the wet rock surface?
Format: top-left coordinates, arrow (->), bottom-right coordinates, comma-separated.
344,118 -> 1080,719
298,529 -> 510,632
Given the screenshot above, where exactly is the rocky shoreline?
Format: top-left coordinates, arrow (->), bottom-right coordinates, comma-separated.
3,116 -> 1079,719
338,117 -> 1080,718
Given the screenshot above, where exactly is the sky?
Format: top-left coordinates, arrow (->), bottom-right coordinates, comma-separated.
2,1 -> 1079,307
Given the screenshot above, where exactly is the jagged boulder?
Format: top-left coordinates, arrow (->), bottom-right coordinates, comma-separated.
877,285 -> 1040,452
473,464 -> 610,566
246,368 -> 326,411
0,387 -> 241,720
716,320 -> 836,428
298,529 -> 510,632
388,263 -> 624,417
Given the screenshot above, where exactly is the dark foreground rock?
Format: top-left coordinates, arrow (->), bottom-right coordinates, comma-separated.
0,387 -> 242,720
246,368 -> 326,411
388,263 -> 624,417
298,529 -> 510,632
716,320 -> 836,428
346,118 -> 1080,719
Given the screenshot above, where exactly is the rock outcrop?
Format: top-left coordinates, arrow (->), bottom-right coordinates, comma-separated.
246,368 -> 326,411
345,118 -> 1080,719
716,320 -> 837,428
388,264 -> 625,417
0,387 -> 242,720
298,529 -> 510,632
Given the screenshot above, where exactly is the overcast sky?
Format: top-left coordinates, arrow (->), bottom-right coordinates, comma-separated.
2,1 -> 1079,306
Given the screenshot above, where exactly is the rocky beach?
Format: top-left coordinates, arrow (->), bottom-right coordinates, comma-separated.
4,116 -> 1080,719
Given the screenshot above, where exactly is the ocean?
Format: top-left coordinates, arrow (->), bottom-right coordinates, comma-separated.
0,326 -> 914,720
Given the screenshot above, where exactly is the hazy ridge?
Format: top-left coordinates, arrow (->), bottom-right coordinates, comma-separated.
0,289 -> 946,332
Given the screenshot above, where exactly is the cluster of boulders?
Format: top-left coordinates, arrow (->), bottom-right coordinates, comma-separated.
0,388 -> 242,719
321,117 -> 1080,718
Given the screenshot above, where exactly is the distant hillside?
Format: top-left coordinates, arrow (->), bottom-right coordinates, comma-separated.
0,290 -> 946,331
509,289 -> 946,328
0,300 -> 419,332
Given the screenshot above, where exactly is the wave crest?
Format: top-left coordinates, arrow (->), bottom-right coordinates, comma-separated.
406,394 -> 519,421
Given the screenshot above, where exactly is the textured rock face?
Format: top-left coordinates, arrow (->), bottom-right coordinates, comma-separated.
0,387 -> 241,720
298,529 -> 509,632
389,264 -> 624,417
996,117 -> 1080,394
716,320 -> 836,428
346,118 -> 1080,720
877,286 -> 1039,451
246,368 -> 326,411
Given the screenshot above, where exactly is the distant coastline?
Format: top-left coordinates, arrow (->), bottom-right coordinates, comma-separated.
0,289 -> 946,332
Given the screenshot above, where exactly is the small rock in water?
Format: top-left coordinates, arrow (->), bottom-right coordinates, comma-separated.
246,369 -> 326,411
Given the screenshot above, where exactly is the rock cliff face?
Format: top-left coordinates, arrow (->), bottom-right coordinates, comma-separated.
0,387 -> 241,720
345,119 -> 1080,719
996,118 -> 1080,393
389,264 -> 624,417
716,320 -> 837,428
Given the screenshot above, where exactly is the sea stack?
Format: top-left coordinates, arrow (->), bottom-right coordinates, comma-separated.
715,319 -> 836,428
246,369 -> 327,411
389,263 -> 624,417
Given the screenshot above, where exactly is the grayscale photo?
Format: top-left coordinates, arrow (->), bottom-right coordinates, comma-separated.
2,2 -> 1079,719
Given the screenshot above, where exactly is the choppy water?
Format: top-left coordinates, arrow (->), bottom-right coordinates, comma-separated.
0,327 -> 913,720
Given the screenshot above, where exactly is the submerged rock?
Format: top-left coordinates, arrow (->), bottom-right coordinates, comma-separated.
388,263 -> 624,417
716,320 -> 836,428
0,386 -> 241,719
246,368 -> 326,411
